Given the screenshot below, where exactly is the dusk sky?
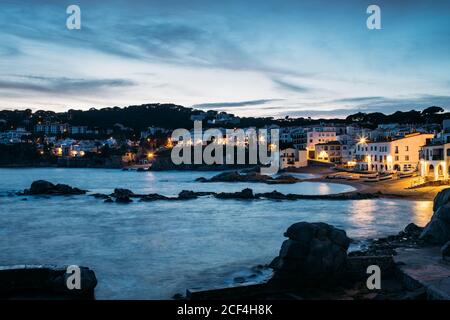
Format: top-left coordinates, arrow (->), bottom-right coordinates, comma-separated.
0,0 -> 450,118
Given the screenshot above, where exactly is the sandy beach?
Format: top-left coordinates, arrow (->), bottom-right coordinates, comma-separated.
292,165 -> 447,201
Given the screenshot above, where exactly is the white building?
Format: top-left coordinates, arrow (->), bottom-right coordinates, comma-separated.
280,148 -> 307,169
306,129 -> 337,159
419,120 -> 450,181
315,141 -> 342,163
355,133 -> 434,173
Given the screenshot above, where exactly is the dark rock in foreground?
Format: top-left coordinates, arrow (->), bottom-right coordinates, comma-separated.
269,222 -> 351,287
0,265 -> 97,299
404,223 -> 424,238
20,180 -> 86,196
420,188 -> 450,244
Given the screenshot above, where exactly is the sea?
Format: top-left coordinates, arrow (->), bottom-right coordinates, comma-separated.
0,168 -> 433,299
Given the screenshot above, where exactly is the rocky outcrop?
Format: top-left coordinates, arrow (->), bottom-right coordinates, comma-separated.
20,180 -> 86,196
404,223 -> 424,238
196,171 -> 301,184
140,193 -> 171,202
111,188 -> 135,198
178,190 -> 199,200
86,187 -> 385,204
110,188 -> 134,203
269,222 -> 351,287
215,188 -> 255,199
350,223 -> 425,257
420,189 -> 450,244
433,188 -> 450,211
0,265 -> 97,299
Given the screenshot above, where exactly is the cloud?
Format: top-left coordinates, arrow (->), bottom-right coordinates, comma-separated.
329,95 -> 450,111
271,78 -> 311,93
193,99 -> 283,109
274,94 -> 450,118
0,75 -> 135,94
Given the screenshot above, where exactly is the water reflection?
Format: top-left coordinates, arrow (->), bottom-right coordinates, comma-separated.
412,201 -> 433,226
349,200 -> 377,227
317,183 -> 331,195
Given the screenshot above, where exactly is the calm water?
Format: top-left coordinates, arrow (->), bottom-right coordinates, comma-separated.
0,168 -> 433,299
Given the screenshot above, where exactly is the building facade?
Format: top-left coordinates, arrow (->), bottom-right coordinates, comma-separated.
280,148 -> 307,169
315,141 -> 342,163
355,133 -> 433,173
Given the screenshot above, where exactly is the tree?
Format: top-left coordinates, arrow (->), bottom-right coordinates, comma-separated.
422,106 -> 444,116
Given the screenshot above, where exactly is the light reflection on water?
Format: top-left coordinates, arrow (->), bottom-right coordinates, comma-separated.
412,201 -> 434,226
0,168 -> 435,299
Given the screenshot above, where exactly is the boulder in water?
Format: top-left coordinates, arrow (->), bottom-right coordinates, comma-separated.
22,180 -> 86,196
215,188 -> 255,199
269,222 -> 351,287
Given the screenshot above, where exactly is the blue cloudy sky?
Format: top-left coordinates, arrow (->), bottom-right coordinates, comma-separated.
0,0 -> 450,118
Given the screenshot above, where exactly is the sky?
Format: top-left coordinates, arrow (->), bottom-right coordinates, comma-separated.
0,0 -> 450,118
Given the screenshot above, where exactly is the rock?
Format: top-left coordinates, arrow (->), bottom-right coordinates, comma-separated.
270,222 -> 351,287
178,190 -> 198,200
29,180 -> 55,194
284,222 -> 317,244
256,190 -> 287,200
420,217 -> 450,244
279,240 -> 309,259
115,196 -> 133,203
0,265 -> 97,299
22,180 -> 86,196
111,188 -> 134,198
433,188 -> 450,211
140,193 -> 170,202
104,197 -> 113,203
404,223 -> 423,237
215,188 -> 255,199
197,171 -> 299,184
210,171 -> 242,182
434,204 -> 450,223
419,189 -> 450,245
441,241 -> 450,260
270,174 -> 300,184
91,193 -> 110,199
243,172 -> 273,182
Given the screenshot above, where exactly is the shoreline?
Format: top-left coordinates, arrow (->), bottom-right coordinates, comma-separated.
304,174 -> 441,201
1,165 -> 444,201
